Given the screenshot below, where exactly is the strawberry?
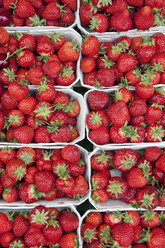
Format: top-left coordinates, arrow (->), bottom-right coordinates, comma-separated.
8,81 -> 28,102
136,188 -> 159,210
9,238 -> 26,248
29,205 -> 50,229
3,186 -> 19,203
98,224 -> 111,244
61,145 -> 80,163
67,175 -> 88,199
42,2 -> 61,20
0,212 -> 12,233
15,0 -> 35,18
0,27 -> 9,45
13,125 -> 34,143
34,101 -> 53,121
80,57 -> 96,73
7,109 -> 25,128
147,228 -> 165,248
1,171 -> 17,188
0,231 -> 14,247
13,215 -> 29,237
122,187 -> 137,204
85,212 -> 102,227
56,177 -> 74,194
82,35 -> 100,57
110,9 -> 133,31
58,41 -> 80,63
42,59 -> 61,79
43,220 -> 62,243
86,110 -> 109,129
151,53 -> 165,71
117,53 -> 138,73
68,160 -> 86,177
81,223 -> 98,243
58,233 -> 79,248
92,189 -> 109,203
104,211 -> 123,227
156,154 -> 165,172
59,6 -> 75,26
87,91 -> 109,111
80,4 -> 95,26
91,152 -> 110,171
145,0 -> 165,9
24,229 -> 46,247
127,167 -> 147,188
146,104 -> 163,125
112,223 -> 134,247
106,176 -> 128,199
91,172 -> 108,190
51,33 -> 66,51
19,34 -> 36,51
136,82 -> 154,100
123,211 -> 140,227
19,182 -> 44,203
6,159 -> 26,182
107,101 -> 130,127
0,147 -> 16,164
89,13 -> 109,33
35,171 -> 55,193
59,211 -> 79,232
56,66 -> 75,86
106,0 -> 128,14
18,96 -> 37,115
134,6 -> 155,30
27,66 -> 44,85
140,211 -> 160,229
136,38 -> 156,64
95,68 -> 115,87
89,126 -> 110,145
49,125 -> 72,142
146,124 -> 165,142
126,0 -> 143,6
17,49 -> 35,68
110,125 -> 128,144
114,149 -> 138,172
129,99 -> 147,117
34,126 -> 51,143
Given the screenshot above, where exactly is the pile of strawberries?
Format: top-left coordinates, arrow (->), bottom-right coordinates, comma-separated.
0,0 -> 77,27
79,0 -> 165,32
90,147 -> 165,209
81,210 -> 165,247
0,145 -> 89,203
0,205 -> 79,247
86,88 -> 165,145
0,28 -> 80,87
80,34 -> 165,88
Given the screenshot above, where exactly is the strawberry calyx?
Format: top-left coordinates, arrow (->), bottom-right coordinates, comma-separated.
97,0 -> 112,8
9,240 -> 24,248
138,160 -> 152,180
4,210 -> 16,221
99,225 -> 111,244
38,81 -> 50,93
46,215 -> 59,228
53,102 -> 68,111
96,152 -> 110,163
151,103 -> 164,109
73,237 -> 79,248
92,178 -> 100,190
71,41 -> 80,53
56,3 -> 67,14
133,67 -> 141,78
3,68 -> 16,82
14,165 -> 26,181
59,66 -> 74,78
14,32 -> 23,40
3,187 -> 13,198
102,55 -> 115,68
119,155 -> 136,170
31,208 -> 49,226
73,194 -> 84,201
89,16 -> 101,30
34,102 -> 53,121
111,240 -> 130,248
119,77 -> 130,89
54,163 -> 70,180
29,14 -> 47,27
152,62 -> 164,72
83,228 -> 97,243
123,212 -> 133,224
139,193 -> 156,209
42,150 -> 53,160
18,151 -> 34,165
63,101 -> 78,114
30,184 -> 46,199
139,228 -> 151,243
38,54 -> 50,63
155,87 -> 165,95
89,111 -> 103,125
116,41 -> 129,53
92,192 -> 100,204
8,113 -> 23,126
153,8 -> 165,26
51,32 -> 64,43
99,43 -> 108,55
158,211 -> 165,224
114,90 -> 124,101
93,79 -> 101,88
141,210 -> 155,224
150,125 -> 164,141
111,44 -> 123,54
141,36 -> 155,46
128,126 -> 140,141
47,123 -> 60,134
106,180 -> 124,198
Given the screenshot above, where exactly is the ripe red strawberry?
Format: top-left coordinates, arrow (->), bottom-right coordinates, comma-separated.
89,126 -> 110,145
112,223 -> 134,247
59,212 -> 79,232
27,66 -> 44,85
42,3 -> 61,20
17,49 -> 35,68
126,0 -> 143,6
59,233 -> 79,248
140,211 -> 159,229
19,34 -> 36,51
114,88 -> 133,103
106,176 -> 128,199
37,36 -> 54,56
87,90 -> 109,111
59,6 -> 75,26
127,167 -> 147,188
0,112 -> 4,130
104,211 -> 123,227
85,212 -> 102,227
136,188 -> 159,210
34,126 -> 51,143
129,99 -> 147,117
29,205 -> 50,229
86,111 -> 109,130
13,215 -> 29,237
0,231 -> 14,247
80,57 -> 96,73
91,172 -> 108,190
82,35 -> 100,57
18,96 -> 37,115
146,124 -> 165,142
91,152 -> 110,171
19,182 -> 43,204
34,171 -> 55,193
49,125 -> 72,143
61,145 -> 80,163
114,149 -> 138,172
56,177 -> 74,194
123,210 -> 140,227
147,228 -> 165,248
136,82 -> 154,100
92,188 -> 109,203
89,13 -> 109,33
56,66 -> 75,86
15,0 -> 35,18
7,109 -> 25,128
24,229 -> 46,247
8,81 -> 28,102
9,238 -> 26,248
0,27 -> 9,45
110,9 -> 133,31
67,175 -> 88,199
107,101 -> 130,127
68,160 -> 86,177
122,187 -> 137,204
156,154 -> 165,172
43,220 -> 62,243
146,104 -> 163,125
151,53 -> 165,71
0,147 -> 16,164
79,4 -> 95,26
117,53 -> 138,73
0,213 -> 12,234
3,186 -> 19,203
1,170 -> 17,188
13,125 -> 34,143
17,147 -> 35,166
110,125 -> 128,144
134,6 -> 155,30
6,159 -> 26,182
58,41 -> 80,63
95,68 -> 115,87
81,223 -> 98,243
42,59 -> 61,79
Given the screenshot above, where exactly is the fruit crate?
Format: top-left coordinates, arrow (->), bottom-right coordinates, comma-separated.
84,88 -> 165,147
3,0 -> 79,30
88,145 -> 165,211
79,30 -> 165,89
77,1 -> 165,36
79,209 -> 165,248
0,144 -> 90,207
0,87 -> 85,146
0,204 -> 82,247
4,28 -> 81,89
